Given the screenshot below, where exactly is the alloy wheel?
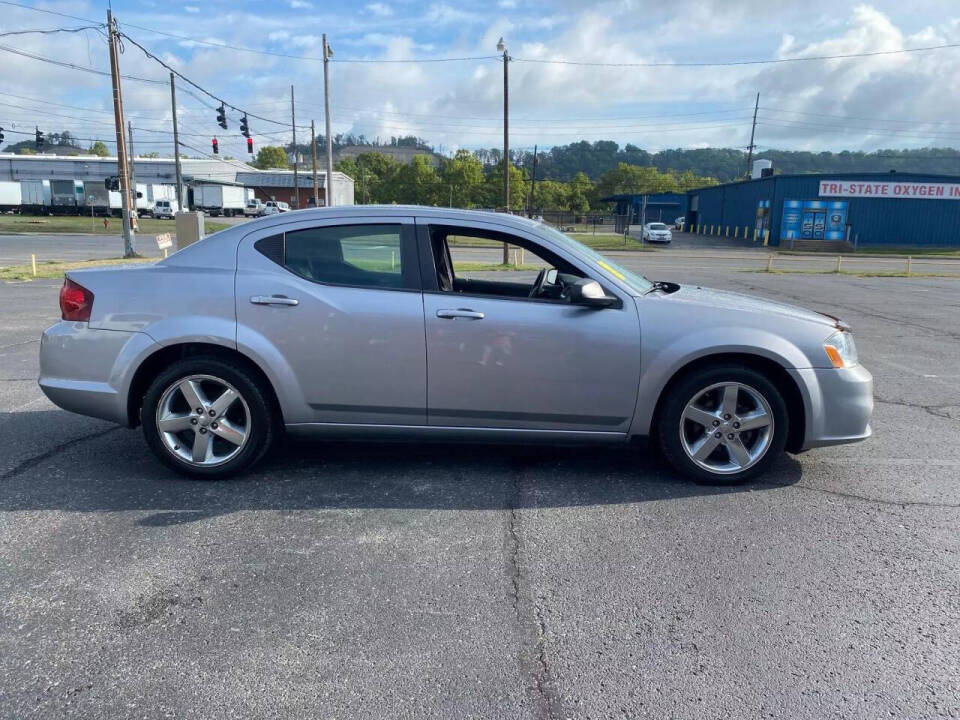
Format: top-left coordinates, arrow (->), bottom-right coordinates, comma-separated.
155,374 -> 251,467
679,381 -> 774,475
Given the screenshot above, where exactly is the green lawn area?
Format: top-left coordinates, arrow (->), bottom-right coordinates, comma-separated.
0,256 -> 157,282
0,214 -> 229,235
447,232 -> 650,252
453,262 -> 540,272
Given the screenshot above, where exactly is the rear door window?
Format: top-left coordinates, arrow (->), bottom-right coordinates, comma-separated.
255,223 -> 418,290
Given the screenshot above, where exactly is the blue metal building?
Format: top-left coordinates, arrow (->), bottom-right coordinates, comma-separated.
601,192 -> 689,223
686,171 -> 960,248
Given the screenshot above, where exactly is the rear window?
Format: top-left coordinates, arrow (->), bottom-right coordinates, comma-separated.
257,224 -> 408,290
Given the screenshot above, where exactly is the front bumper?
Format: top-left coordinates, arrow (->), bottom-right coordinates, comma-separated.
38,323 -> 161,425
789,364 -> 873,450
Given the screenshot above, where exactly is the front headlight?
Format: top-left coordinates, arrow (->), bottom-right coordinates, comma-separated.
823,330 -> 858,368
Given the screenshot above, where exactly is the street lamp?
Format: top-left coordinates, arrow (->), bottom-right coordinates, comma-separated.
498,37 -> 510,263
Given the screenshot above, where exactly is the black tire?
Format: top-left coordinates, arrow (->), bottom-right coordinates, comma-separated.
141,357 -> 276,479
657,364 -> 788,484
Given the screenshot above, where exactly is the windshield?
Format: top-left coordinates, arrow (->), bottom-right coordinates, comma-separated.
649,223 -> 667,230
538,224 -> 653,294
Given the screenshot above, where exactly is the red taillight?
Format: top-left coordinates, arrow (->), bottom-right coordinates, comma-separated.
59,278 -> 94,322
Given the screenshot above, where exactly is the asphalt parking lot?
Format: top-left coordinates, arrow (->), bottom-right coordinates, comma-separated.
1,248 -> 958,719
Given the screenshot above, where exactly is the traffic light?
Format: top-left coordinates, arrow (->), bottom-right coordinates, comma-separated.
104,176 -> 119,191
240,114 -> 249,137
35,126 -> 44,149
216,103 -> 227,130
246,137 -> 253,154
211,137 -> 219,155
0,127 -> 4,144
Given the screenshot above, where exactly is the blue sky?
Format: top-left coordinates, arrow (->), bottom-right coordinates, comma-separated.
1,0 -> 960,159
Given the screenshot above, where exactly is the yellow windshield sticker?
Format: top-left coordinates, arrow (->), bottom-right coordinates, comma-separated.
597,260 -> 625,280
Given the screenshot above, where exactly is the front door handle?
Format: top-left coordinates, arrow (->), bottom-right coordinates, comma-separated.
250,295 -> 299,306
436,308 -> 484,320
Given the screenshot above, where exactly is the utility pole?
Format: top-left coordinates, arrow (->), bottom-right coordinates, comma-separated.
528,144 -> 538,217
746,92 -> 759,177
107,9 -> 135,257
323,34 -> 335,207
290,85 -> 299,209
170,72 -> 184,211
127,120 -> 137,224
498,37 -> 510,263
311,120 -> 319,206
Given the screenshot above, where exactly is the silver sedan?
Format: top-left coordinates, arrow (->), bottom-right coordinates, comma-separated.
39,206 -> 873,482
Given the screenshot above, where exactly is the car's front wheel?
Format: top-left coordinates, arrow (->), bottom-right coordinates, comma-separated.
657,364 -> 788,484
141,358 -> 276,479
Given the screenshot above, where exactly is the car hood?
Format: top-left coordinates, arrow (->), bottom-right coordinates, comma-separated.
663,284 -> 841,329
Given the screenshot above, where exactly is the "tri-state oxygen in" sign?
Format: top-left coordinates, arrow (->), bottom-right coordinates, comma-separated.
819,180 -> 960,199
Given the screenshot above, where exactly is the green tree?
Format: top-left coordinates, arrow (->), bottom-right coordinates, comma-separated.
253,145 -> 290,169
88,140 -> 109,157
567,171 -> 594,213
18,147 -> 36,155
396,155 -> 441,205
337,152 -> 403,203
438,150 -> 485,207
481,161 -> 527,211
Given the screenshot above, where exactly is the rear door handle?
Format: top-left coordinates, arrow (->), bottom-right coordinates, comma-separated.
250,295 -> 299,306
436,308 -> 484,320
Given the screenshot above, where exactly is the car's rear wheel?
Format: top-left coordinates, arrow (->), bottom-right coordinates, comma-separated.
657,365 -> 788,484
141,358 -> 276,479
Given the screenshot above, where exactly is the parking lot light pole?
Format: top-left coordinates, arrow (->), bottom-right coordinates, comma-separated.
498,36 -> 509,264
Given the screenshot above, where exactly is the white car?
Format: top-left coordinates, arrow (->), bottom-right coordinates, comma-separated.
153,199 -> 179,219
642,222 -> 672,243
244,199 -> 265,217
262,201 -> 291,216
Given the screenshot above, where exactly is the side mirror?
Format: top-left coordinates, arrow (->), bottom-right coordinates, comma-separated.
565,278 -> 617,308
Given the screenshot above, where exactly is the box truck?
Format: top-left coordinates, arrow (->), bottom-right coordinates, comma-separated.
192,184 -> 247,216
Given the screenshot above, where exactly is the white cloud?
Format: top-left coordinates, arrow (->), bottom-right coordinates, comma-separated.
498,0 -> 518,7
1,0 -> 956,155
290,35 -> 321,47
366,2 -> 394,16
289,0 -> 313,7
184,5 -> 199,13
423,3 -> 485,25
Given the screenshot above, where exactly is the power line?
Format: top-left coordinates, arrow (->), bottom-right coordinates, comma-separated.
119,31 -> 310,130
0,42 -> 166,84
0,1 -> 96,24
511,42 -> 960,68
0,25 -> 103,39
760,106 -> 960,127
9,0 -> 953,69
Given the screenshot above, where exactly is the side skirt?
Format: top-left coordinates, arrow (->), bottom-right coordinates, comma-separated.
285,422 -> 629,445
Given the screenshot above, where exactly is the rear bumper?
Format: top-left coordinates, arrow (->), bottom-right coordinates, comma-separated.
38,323 -> 161,426
790,364 -> 874,450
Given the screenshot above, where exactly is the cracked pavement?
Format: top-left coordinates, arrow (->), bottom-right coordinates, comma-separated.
0,255 -> 958,719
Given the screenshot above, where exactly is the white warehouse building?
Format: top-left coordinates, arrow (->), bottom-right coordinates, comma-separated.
0,154 -> 355,214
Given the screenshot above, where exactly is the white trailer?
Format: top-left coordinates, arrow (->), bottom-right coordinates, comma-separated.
192,183 -> 247,217
20,180 -> 51,212
0,181 -> 22,212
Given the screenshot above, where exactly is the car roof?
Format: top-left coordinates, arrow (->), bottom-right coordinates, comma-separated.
242,204 -> 546,232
